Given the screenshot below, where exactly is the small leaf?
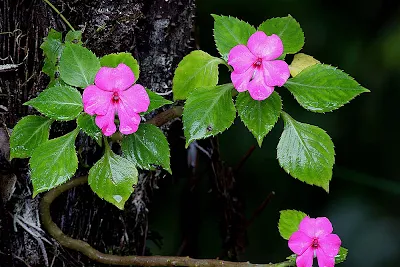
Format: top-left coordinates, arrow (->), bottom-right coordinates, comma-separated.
212,14 -> 256,60
41,29 -> 64,79
278,209 -> 308,240
77,113 -> 102,145
236,92 -> 282,147
10,116 -> 52,160
24,86 -> 83,121
277,112 -> 335,191
258,15 -> 304,54
88,143 -> 138,210
30,128 -> 79,196
100,52 -> 140,81
289,53 -> 320,77
65,30 -> 82,44
285,64 -> 370,112
172,50 -> 225,100
183,84 -> 236,147
145,89 -> 173,114
59,43 -> 101,88
122,124 -> 171,173
335,247 -> 348,264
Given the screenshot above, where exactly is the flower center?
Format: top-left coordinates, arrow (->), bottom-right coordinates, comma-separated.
312,238 -> 319,248
253,58 -> 262,68
112,92 -> 120,103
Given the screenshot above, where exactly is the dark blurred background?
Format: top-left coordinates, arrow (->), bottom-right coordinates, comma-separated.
147,1 -> 400,266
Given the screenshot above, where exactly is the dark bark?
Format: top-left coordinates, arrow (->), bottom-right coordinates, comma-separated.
0,0 -> 195,266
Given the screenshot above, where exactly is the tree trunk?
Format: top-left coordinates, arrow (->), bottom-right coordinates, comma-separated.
0,0 -> 195,266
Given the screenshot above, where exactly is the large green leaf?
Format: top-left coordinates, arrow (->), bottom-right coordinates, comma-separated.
236,92 -> 282,147
41,29 -> 64,80
59,43 -> 100,88
122,124 -> 171,173
30,128 -> 79,196
24,86 -> 83,121
285,64 -> 370,112
278,210 -> 308,240
212,14 -> 256,60
183,84 -> 236,147
88,142 -> 138,209
10,116 -> 52,160
100,52 -> 140,81
172,50 -> 225,100
258,15 -> 304,54
145,89 -> 173,114
335,247 -> 348,264
277,112 -> 334,191
77,113 -> 102,146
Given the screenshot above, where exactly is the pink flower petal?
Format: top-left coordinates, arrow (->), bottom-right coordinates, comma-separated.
319,234 -> 341,257
247,69 -> 274,100
95,105 -> 116,136
116,101 -> 141,135
83,85 -> 113,116
119,84 -> 150,113
314,217 -> 334,238
247,32 -> 284,60
299,217 -> 317,237
288,230 -> 313,255
316,248 -> 335,267
296,246 -> 314,267
231,67 -> 254,92
262,60 -> 290,87
95,63 -> 135,92
228,45 -> 257,74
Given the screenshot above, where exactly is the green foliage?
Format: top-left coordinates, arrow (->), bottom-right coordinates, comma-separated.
59,43 -> 100,88
41,29 -> 63,81
24,86 -> 83,121
285,64 -> 370,112
236,92 -> 282,147
10,116 -> 52,160
335,247 -> 348,264
183,84 -> 236,147
30,129 -> 79,196
122,124 -> 171,173
172,50 -> 225,100
212,14 -> 256,60
100,52 -> 140,81
145,89 -> 173,114
88,142 -> 138,209
77,113 -> 102,146
65,30 -> 82,44
277,112 -> 334,191
258,15 -> 304,55
278,209 -> 307,240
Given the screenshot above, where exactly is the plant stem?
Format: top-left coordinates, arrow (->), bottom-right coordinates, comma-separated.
40,176 -> 295,267
146,106 -> 183,127
42,0 -> 75,31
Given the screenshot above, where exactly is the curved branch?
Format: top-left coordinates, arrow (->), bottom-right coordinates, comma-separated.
40,176 -> 294,267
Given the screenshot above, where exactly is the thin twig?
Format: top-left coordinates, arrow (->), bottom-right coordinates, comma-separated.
42,0 -> 75,31
234,145 -> 256,172
40,176 -> 294,267
246,192 -> 276,229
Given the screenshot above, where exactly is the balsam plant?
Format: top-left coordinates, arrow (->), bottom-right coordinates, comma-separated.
9,14 -> 368,267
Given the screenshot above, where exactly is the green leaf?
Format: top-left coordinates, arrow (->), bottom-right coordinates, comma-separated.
10,116 -> 52,160
77,113 -> 102,146
100,52 -> 140,81
183,84 -> 236,147
65,30 -> 82,44
285,64 -> 370,112
278,209 -> 308,240
335,247 -> 348,264
172,50 -> 225,100
24,86 -> 83,121
122,124 -> 171,173
236,92 -> 282,147
145,89 -> 173,114
59,43 -> 101,88
41,29 -> 64,79
88,142 -> 138,209
30,128 -> 79,196
212,14 -> 256,60
277,112 -> 335,191
258,15 -> 304,54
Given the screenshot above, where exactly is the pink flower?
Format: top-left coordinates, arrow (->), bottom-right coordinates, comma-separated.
288,217 -> 342,267
228,31 -> 290,101
82,63 -> 150,136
